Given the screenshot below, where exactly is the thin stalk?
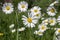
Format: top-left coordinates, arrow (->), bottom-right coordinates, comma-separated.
29,27 -> 33,40
15,11 -> 19,40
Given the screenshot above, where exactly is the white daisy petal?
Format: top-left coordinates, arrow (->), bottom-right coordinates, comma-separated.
31,23 -> 35,28
9,24 -> 14,28
57,16 -> 60,23
18,27 -> 25,31
11,29 -> 16,33
34,30 -> 43,36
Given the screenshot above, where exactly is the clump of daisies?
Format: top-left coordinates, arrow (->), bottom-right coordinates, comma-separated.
18,1 -> 28,12
34,23 -> 48,36
1,0 -> 59,37
41,17 -> 57,26
2,3 -> 14,14
30,6 -> 41,19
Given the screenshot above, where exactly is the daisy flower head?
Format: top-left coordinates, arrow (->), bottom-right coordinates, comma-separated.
49,17 -> 57,26
35,13 -> 41,19
47,6 -> 57,16
2,3 -> 14,14
38,24 -> 48,32
18,1 -> 28,12
55,28 -> 60,35
42,18 -> 49,25
30,6 -> 41,15
22,13 -> 38,28
34,30 -> 43,36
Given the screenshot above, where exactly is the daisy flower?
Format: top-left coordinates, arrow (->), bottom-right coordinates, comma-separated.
30,6 -> 41,15
22,14 -> 38,28
47,6 -> 57,16
42,18 -> 49,25
2,3 -> 14,14
18,27 -> 25,31
49,17 -> 57,26
18,1 -> 28,12
55,28 -> 60,35
38,24 -> 48,32
34,30 -> 43,36
34,13 -> 41,19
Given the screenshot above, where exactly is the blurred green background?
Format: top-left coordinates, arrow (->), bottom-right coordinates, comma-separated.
0,0 -> 60,40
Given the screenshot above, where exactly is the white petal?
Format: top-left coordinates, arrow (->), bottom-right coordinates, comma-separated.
31,23 -> 35,28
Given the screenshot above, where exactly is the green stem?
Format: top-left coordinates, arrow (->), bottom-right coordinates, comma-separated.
29,27 -> 32,40
16,11 -> 19,40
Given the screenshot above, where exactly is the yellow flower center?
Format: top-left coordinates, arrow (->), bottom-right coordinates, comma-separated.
50,8 -> 55,13
34,9 -> 38,13
50,20 -> 54,23
58,30 -> 60,32
27,17 -> 32,23
21,5 -> 25,8
6,6 -> 10,10
41,25 -> 45,30
0,33 -> 3,36
35,14 -> 39,16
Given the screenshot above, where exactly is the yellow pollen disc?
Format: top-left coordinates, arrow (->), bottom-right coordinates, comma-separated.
50,8 -> 55,13
58,30 -> 60,32
21,5 -> 25,8
41,25 -> 45,30
35,14 -> 39,16
0,33 -> 3,36
50,20 -> 54,23
34,9 -> 38,13
27,17 -> 32,23
6,6 -> 10,10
